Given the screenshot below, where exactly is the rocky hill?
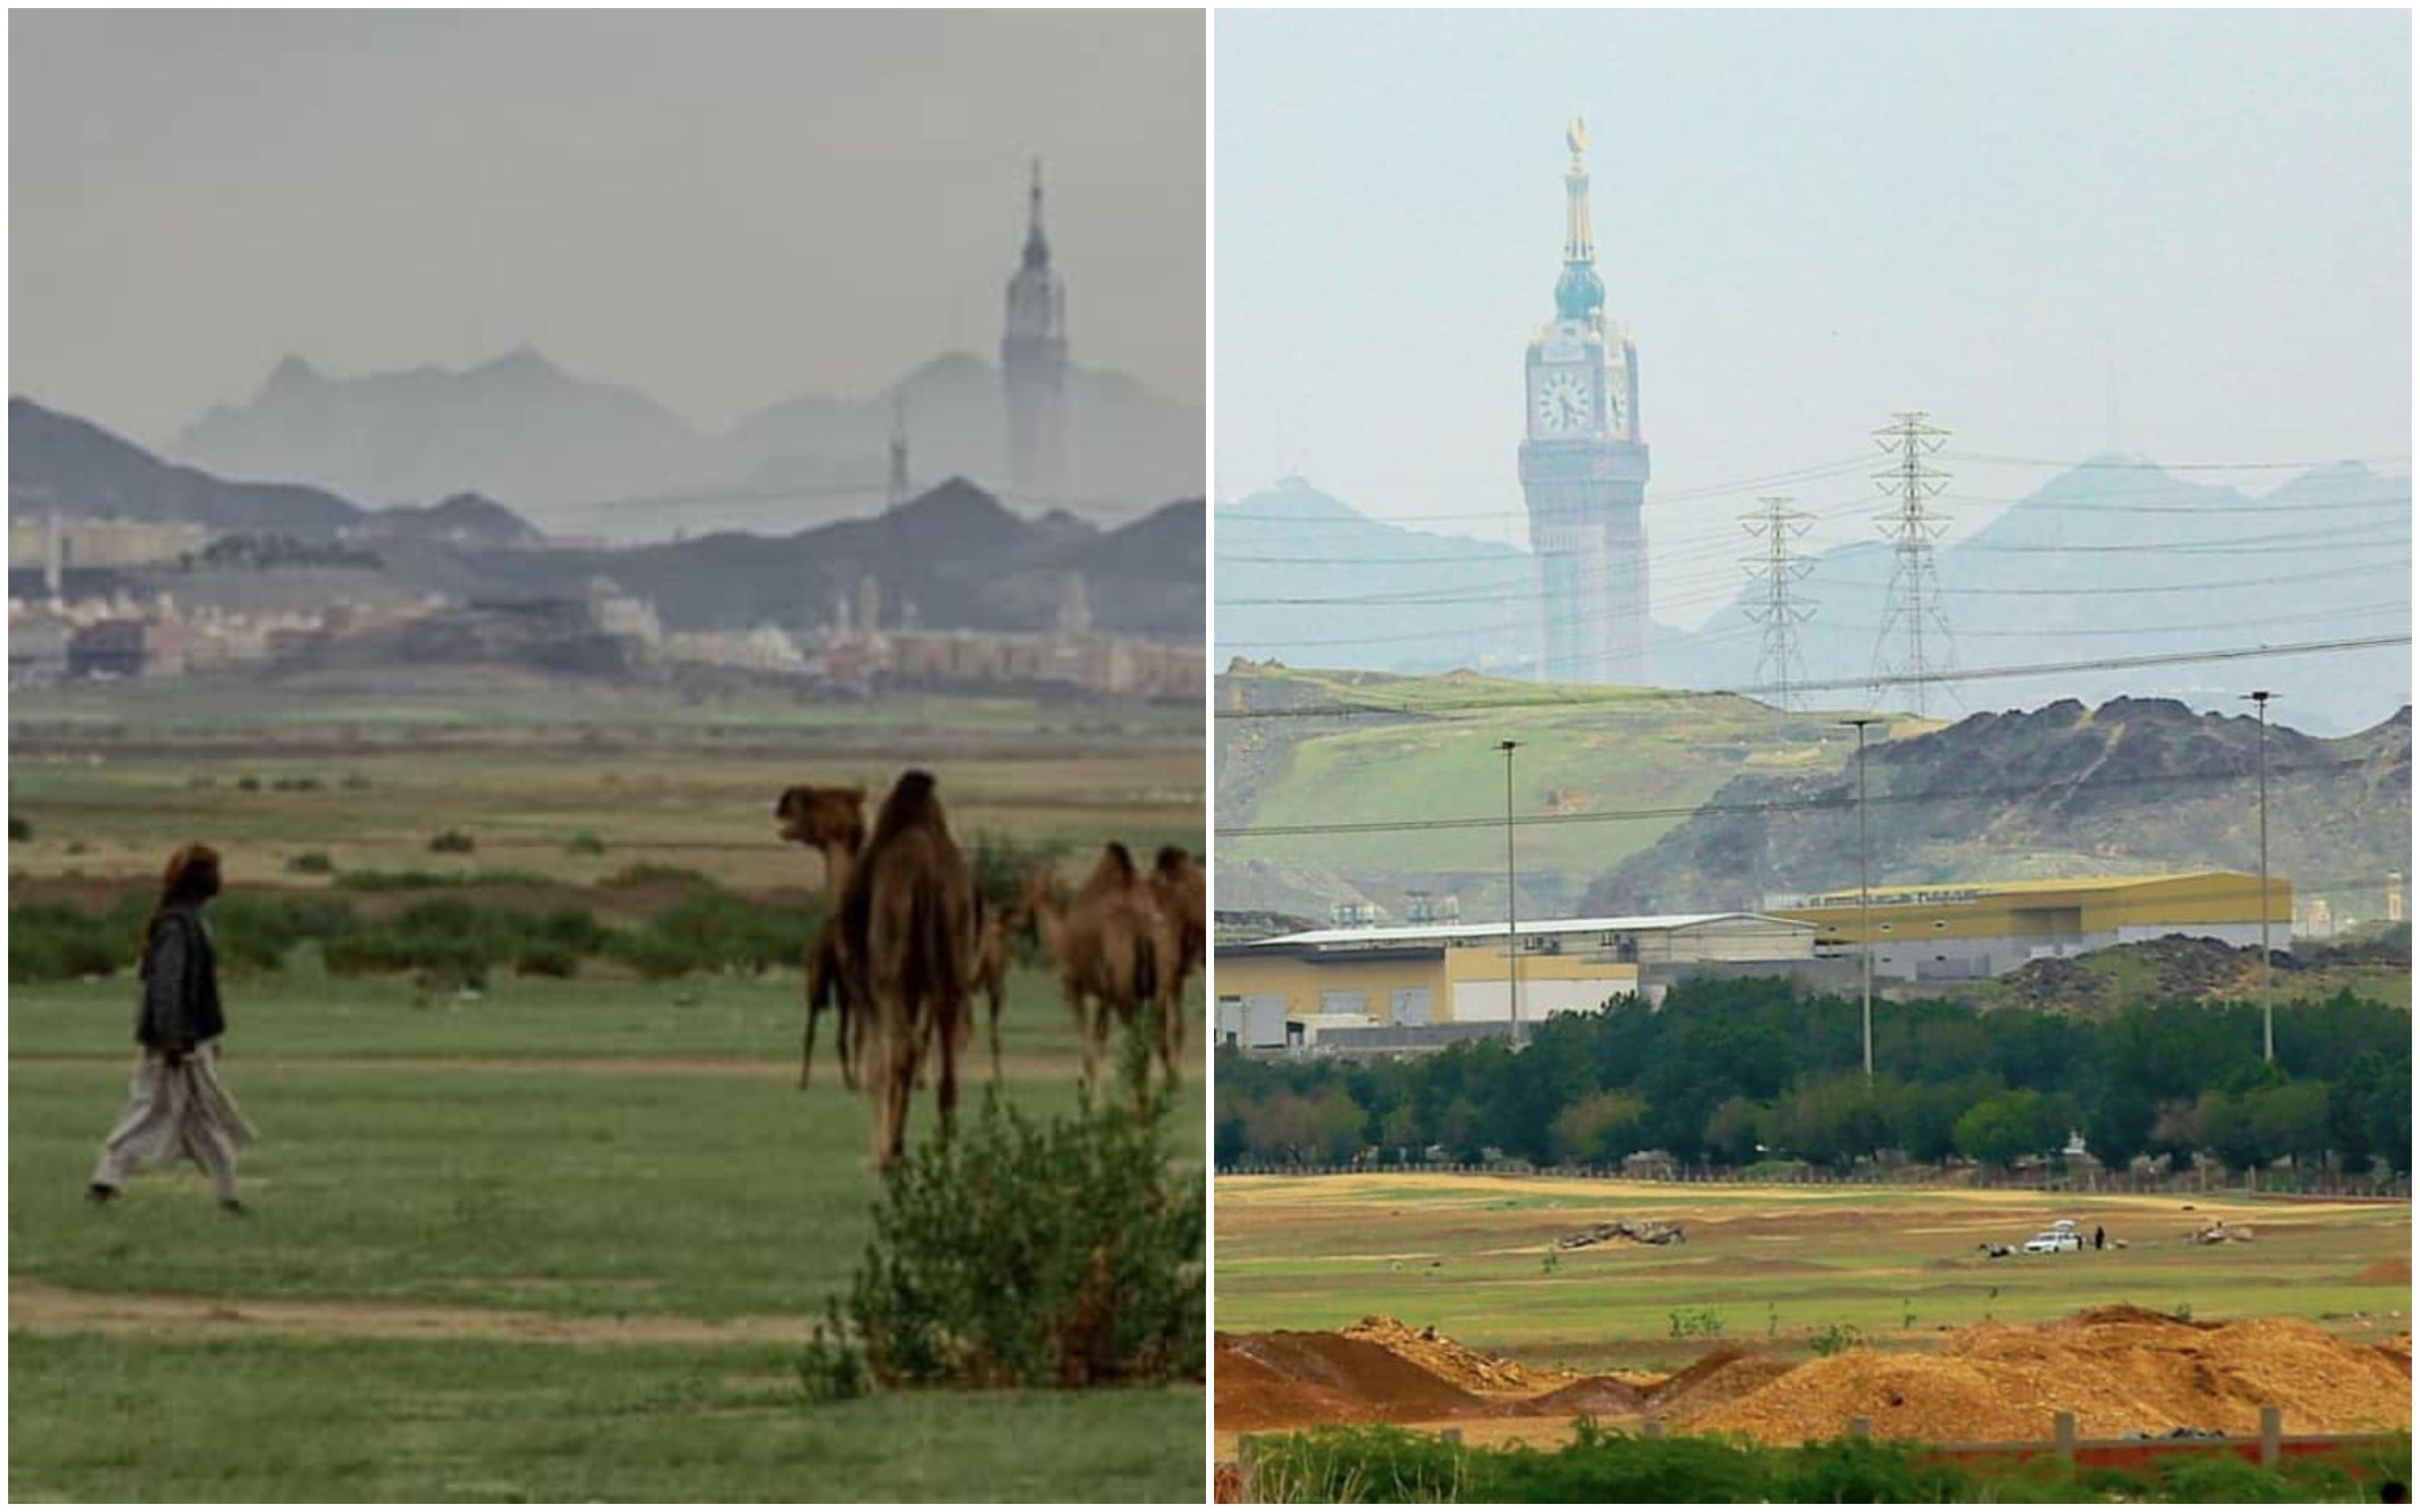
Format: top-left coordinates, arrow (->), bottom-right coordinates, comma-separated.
1580,696 -> 2411,920
11,399 -> 1201,640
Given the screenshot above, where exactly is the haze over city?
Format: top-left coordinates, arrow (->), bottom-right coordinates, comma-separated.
11,9 -> 1207,445
1215,9 -> 2411,632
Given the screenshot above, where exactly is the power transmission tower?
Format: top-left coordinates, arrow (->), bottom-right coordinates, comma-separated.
1868,413 -> 1958,714
886,395 -> 912,511
1742,495 -> 1818,716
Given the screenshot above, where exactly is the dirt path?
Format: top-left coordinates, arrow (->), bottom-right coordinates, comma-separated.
11,1052 -> 1087,1082
9,1277 -> 811,1345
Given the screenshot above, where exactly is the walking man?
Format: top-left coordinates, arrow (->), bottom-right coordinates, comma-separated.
89,843 -> 257,1213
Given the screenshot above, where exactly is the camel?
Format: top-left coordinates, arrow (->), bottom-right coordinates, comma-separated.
960,893 -> 1016,1085
1150,844 -> 1206,991
774,784 -> 869,1091
836,770 -> 975,1168
1024,843 -> 1183,1093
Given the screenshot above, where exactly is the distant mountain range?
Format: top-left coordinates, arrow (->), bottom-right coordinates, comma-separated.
1215,461 -> 2411,735
9,396 -> 1201,640
171,346 -> 1202,540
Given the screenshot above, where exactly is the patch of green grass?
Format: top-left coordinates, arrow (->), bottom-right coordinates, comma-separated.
13,980 -> 1202,1320
8,1332 -> 1202,1502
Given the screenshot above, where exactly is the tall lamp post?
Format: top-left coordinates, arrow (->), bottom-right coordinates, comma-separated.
1500,739 -> 1522,1045
1842,717 -> 1880,1079
2242,690 -> 2275,1061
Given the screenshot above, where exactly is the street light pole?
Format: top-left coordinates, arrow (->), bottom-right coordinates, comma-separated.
2243,690 -> 2275,1061
1500,739 -> 1522,1046
1843,717 -> 1880,1079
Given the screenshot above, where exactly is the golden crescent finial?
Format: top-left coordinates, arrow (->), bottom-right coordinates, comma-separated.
1566,116 -> 1587,158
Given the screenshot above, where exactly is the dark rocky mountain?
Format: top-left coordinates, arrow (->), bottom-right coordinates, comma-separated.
11,396 -> 360,540
9,396 -> 549,548
1579,696 -> 2413,919
465,479 -> 1202,640
10,399 -> 1199,640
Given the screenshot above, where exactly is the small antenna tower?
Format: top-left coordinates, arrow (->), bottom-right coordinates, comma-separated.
1742,495 -> 1817,716
887,394 -> 911,511
1867,412 -> 1957,715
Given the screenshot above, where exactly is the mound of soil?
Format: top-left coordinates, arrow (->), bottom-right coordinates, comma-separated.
1691,1310 -> 2414,1444
2356,1257 -> 2411,1284
1510,1375 -> 1648,1417
1644,1345 -> 1799,1417
1215,1329 -> 1487,1430
1340,1315 -> 1573,1394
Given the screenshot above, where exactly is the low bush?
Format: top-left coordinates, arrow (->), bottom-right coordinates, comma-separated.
9,898 -> 133,982
7,814 -> 28,842
602,862 -> 714,890
514,943 -> 579,978
800,1027 -> 1202,1398
564,832 -> 608,855
427,829 -> 477,854
286,851 -> 336,874
1240,1423 -> 2405,1503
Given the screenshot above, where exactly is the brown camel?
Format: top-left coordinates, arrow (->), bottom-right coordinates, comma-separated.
961,893 -> 1016,1085
1024,843 -> 1182,1092
775,784 -> 869,1091
837,770 -> 975,1168
1151,845 -> 1206,989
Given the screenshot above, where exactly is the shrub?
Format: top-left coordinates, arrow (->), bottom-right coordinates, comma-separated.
602,862 -> 713,890
800,1027 -> 1203,1398
427,829 -> 477,854
236,775 -> 261,792
1773,1437 -> 1973,1503
339,773 -> 372,790
514,943 -> 579,978
211,893 -> 362,972
564,832 -> 608,855
638,890 -> 807,975
1810,1322 -> 1867,1357
286,851 -> 336,874
7,815 -> 27,842
9,899 -> 130,982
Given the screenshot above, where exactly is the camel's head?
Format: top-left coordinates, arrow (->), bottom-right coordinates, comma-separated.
774,784 -> 866,852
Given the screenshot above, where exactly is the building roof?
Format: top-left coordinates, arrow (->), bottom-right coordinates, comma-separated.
1238,912 -> 1814,951
1781,870 -> 2261,909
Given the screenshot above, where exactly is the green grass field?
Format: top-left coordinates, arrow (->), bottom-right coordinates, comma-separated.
11,678 -> 1207,1501
1215,1173 -> 2413,1374
11,977 -> 1206,1501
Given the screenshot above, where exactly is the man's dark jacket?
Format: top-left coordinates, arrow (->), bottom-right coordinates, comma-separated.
137,906 -> 225,1050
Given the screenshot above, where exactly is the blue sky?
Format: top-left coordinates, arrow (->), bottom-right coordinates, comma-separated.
1215,9 -> 2411,629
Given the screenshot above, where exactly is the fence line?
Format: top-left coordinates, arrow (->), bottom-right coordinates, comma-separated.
1215,1160 -> 2411,1199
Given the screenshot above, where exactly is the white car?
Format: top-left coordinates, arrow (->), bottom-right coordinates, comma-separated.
2023,1229 -> 2083,1254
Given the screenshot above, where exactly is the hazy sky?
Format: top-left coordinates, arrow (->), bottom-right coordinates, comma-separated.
11,10 -> 1205,444
1216,9 -> 2411,630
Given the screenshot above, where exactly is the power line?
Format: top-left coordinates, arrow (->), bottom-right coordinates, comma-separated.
1945,452 -> 2411,472
1212,634 -> 2414,719
1217,756 -> 2380,840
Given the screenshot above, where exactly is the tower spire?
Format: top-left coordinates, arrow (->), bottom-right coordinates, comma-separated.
1555,118 -> 1605,321
1022,156 -> 1050,271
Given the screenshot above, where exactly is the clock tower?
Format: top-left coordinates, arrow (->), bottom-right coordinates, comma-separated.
1518,119 -> 1650,685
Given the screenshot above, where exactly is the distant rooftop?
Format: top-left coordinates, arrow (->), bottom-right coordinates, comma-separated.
1782,870 -> 2260,909
1238,911 -> 1811,950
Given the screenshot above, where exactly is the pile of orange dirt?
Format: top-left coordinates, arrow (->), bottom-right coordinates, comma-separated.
1215,1329 -> 1488,1431
1510,1375 -> 1649,1418
1690,1308 -> 2414,1445
1641,1345 -> 1798,1418
2356,1257 -> 2412,1284
1340,1315 -> 1578,1394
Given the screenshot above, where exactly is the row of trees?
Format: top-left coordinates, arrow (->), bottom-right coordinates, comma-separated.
1213,979 -> 2412,1177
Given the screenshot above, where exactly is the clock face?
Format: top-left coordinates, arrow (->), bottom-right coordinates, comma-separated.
1534,370 -> 1592,435
1603,375 -> 1626,432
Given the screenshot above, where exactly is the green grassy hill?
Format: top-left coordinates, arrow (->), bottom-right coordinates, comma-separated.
1215,664 -> 1927,919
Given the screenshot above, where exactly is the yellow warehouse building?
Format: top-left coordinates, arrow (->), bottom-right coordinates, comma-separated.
1771,870 -> 2289,984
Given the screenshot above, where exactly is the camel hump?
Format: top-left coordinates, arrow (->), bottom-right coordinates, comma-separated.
1154,845 -> 1191,876
869,770 -> 949,845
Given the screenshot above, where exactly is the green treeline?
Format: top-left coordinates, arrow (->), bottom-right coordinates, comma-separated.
1213,979 -> 2412,1179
